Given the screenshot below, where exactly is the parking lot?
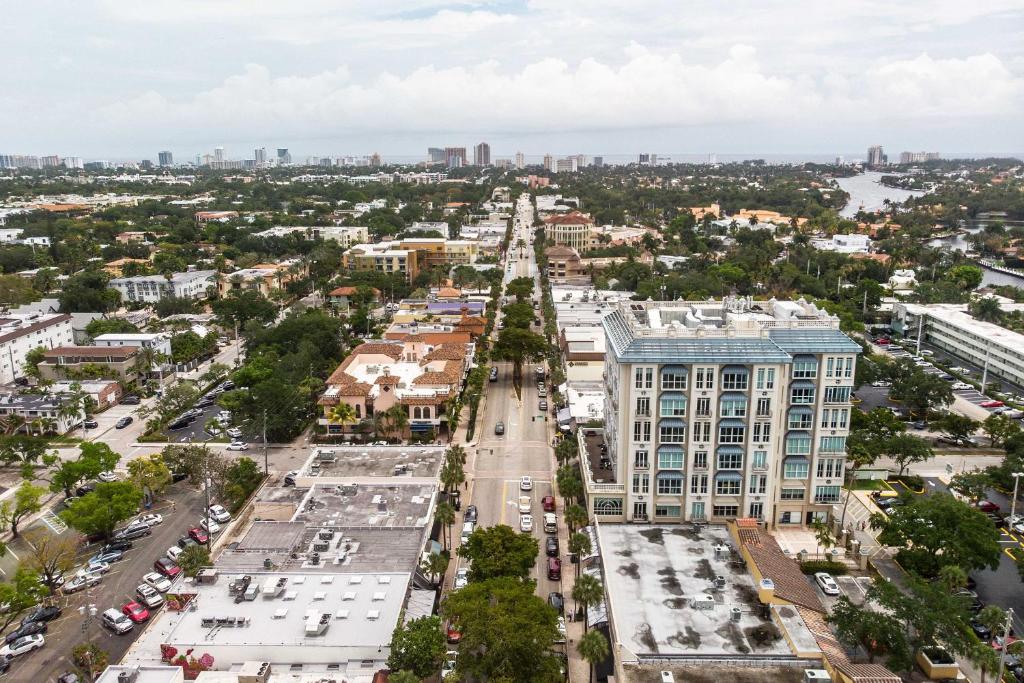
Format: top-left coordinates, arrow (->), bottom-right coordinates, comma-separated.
0,481 -> 211,682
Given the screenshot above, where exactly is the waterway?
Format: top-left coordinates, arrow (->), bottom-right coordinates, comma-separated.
834,172 -> 924,218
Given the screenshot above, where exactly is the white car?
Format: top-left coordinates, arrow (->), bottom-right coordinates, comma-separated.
143,572 -> 172,593
97,471 -> 117,482
226,441 -> 248,451
76,564 -> 108,581
136,583 -> 164,609
518,496 -> 532,513
208,504 -> 231,523
135,513 -> 163,527
0,633 -> 44,658
519,476 -> 533,491
453,568 -> 469,590
870,380 -> 891,388
226,428 -> 243,439
166,546 -> 184,562
1005,410 -> 1024,419
199,517 -> 221,534
951,382 -> 972,391
555,616 -> 567,643
441,650 -> 458,679
520,514 -> 533,532
921,350 -> 934,357
815,572 -> 840,596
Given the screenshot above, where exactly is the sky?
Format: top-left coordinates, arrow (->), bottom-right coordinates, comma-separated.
3,0 -> 1024,161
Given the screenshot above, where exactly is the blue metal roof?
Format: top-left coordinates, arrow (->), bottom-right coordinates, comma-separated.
784,455 -> 809,464
715,471 -> 742,481
657,445 -> 684,453
658,418 -> 686,428
768,328 -> 862,354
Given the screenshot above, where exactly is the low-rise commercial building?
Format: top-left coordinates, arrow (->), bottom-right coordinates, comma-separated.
0,392 -> 84,433
37,345 -> 140,382
546,245 -> 588,283
218,261 -> 305,298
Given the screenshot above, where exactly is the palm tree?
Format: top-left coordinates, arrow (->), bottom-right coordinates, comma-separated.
434,501 -> 455,551
420,551 -> 449,587
970,297 -> 1003,324
577,629 -> 610,683
445,445 -> 467,466
811,519 -> 834,559
384,405 -> 409,440
440,458 -> 465,493
133,347 -> 167,387
568,532 -> 592,577
572,574 -> 604,630
564,504 -> 589,534
326,403 -> 358,434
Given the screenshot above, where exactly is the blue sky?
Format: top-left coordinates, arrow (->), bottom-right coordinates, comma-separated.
3,0 -> 1023,160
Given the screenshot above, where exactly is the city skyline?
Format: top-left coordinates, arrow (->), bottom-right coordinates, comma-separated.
1,1 -> 1021,157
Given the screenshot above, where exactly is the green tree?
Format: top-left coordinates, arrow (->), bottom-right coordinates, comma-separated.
59,481 -> 143,542
85,318 -> 139,338
143,382 -> 199,429
387,615 -> 447,679
568,532 -> 592,577
22,529 -> 78,590
811,518 -> 835,559
577,629 -> 610,683
564,504 -> 588,533
58,270 -> 120,313
970,640 -> 1001,683
888,433 -> 934,477
3,482 -> 45,538
440,457 -> 466,493
0,274 -> 40,306
222,457 -> 265,512
888,361 -> 954,419
556,465 -> 584,507
420,551 -> 449,587
47,441 -> 120,499
571,573 -> 604,631
935,413 -> 980,445
504,277 -> 535,302
442,577 -> 561,682
435,501 -> 455,551
493,327 -> 547,388
387,671 -> 419,683
177,544 -> 211,577
502,302 -> 535,330
127,453 -> 173,497
948,470 -> 992,504
325,402 -> 357,431
459,524 -> 538,581
948,265 -> 984,290
0,568 -> 48,632
969,296 -> 1004,324
870,492 -> 1001,576
211,288 -> 277,331
983,413 -> 1020,448
21,345 -> 47,379
827,596 -> 911,670
72,643 -> 110,678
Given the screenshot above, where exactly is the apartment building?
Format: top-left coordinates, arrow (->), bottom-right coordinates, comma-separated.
217,261 -> 305,298
109,270 -> 216,303
543,211 -> 596,252
594,298 -> 859,528
546,245 -> 588,283
342,239 -> 478,281
38,345 -> 140,382
93,332 -> 172,358
0,313 -> 74,384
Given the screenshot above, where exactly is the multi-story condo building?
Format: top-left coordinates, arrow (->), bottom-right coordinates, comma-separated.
342,239 -> 478,281
595,298 -> 859,528
0,313 -> 74,384
543,211 -> 596,252
109,270 -> 216,303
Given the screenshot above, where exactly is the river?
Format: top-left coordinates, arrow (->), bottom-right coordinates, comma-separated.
834,172 -> 924,218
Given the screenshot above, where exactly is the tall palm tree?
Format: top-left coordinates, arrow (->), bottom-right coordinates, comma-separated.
564,504 -> 589,534
434,501 -> 455,551
572,574 -> 604,631
326,403 -> 358,434
386,405 -> 408,440
420,551 -> 449,587
568,532 -> 592,578
577,629 -> 610,683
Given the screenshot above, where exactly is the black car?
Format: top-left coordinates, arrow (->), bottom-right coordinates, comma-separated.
21,604 -> 62,626
168,419 -> 190,430
75,482 -> 96,497
82,419 -> 99,429
546,536 -> 560,557
971,620 -> 992,640
13,377 -> 29,387
171,472 -> 188,483
102,540 -> 133,553
120,395 -> 141,405
5,620 -> 47,643
115,416 -> 133,429
547,592 -> 564,614
464,505 -> 478,523
177,536 -> 199,550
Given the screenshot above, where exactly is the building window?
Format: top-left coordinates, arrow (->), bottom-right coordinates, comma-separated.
815,486 -> 842,503
718,425 -> 745,444
749,502 -> 764,519
819,436 -> 847,453
784,461 -> 810,479
632,502 -> 648,520
691,502 -> 706,519
634,450 -> 649,469
715,478 -> 741,496
792,359 -> 818,379
756,397 -> 771,417
659,425 -> 686,443
633,421 -> 651,442
695,397 -> 711,417
790,386 -> 816,404
749,475 -> 767,494
690,474 -> 708,494
661,370 -> 688,390
720,397 -> 747,418
632,473 -> 649,494
752,450 -> 767,469
594,498 -> 623,516
717,450 -> 742,469
786,435 -> 812,455
780,488 -> 805,501
779,511 -> 798,524
752,422 -> 771,443
660,397 -> 687,416
844,358 -> 853,378
824,386 -> 852,403
788,410 -> 812,430
821,409 -> 849,430
816,458 -> 845,479
655,505 -> 681,518
825,357 -> 836,378
658,449 -> 683,469
712,505 -> 739,518
721,371 -> 748,391
634,367 -> 653,389
693,421 -> 711,442
636,397 -> 650,416
695,368 -> 714,390
693,451 -> 708,469
657,474 -> 683,495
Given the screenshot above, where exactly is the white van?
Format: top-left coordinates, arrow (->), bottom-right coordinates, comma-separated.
543,513 -> 557,533
460,521 -> 476,545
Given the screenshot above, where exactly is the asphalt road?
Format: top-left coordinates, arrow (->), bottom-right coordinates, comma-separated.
1,482 -> 208,682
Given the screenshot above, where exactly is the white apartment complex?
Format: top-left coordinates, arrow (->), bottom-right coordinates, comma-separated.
92,332 -> 172,358
0,313 -> 74,384
109,270 -> 217,303
595,298 -> 859,528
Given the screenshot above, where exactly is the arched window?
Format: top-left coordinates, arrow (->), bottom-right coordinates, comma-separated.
413,407 -> 422,419
354,404 -> 361,419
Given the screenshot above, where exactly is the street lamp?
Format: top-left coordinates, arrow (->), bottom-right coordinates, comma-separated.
1010,472 -> 1024,526
79,603 -> 98,682
998,607 -> 1017,683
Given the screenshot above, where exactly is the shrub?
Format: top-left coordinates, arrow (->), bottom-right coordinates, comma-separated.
799,560 -> 848,576
893,474 -> 925,491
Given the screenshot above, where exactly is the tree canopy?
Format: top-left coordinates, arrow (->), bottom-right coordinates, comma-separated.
458,524 -> 539,582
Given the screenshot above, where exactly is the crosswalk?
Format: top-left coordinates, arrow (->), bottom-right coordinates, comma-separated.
41,509 -> 68,534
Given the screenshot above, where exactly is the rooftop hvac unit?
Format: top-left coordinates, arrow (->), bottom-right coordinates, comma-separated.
310,552 -> 320,565
237,661 -> 271,683
318,530 -> 335,541
117,669 -> 140,683
691,594 -> 715,610
713,575 -> 726,590
731,607 -> 742,622
713,544 -> 729,558
660,673 -> 674,683
313,542 -> 329,552
804,671 -> 831,682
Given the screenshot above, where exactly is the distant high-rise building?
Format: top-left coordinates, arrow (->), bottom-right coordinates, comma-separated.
555,157 -> 578,173
140,160 -> 153,170
593,156 -> 604,167
638,153 -> 650,165
650,154 -> 659,166
866,145 -> 885,167
214,147 -> 225,163
543,154 -> 554,171
254,148 -> 267,166
514,151 -> 525,170
277,148 -> 291,165
444,147 -> 467,169
473,142 -> 491,166
369,152 -> 381,167
158,151 -> 173,167
63,157 -> 84,169
898,151 -> 940,164
40,155 -> 61,168
428,147 -> 445,163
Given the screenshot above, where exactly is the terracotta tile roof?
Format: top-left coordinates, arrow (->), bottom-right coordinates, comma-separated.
350,343 -> 403,359
436,287 -> 462,298
543,211 -> 593,226
412,360 -> 464,386
798,608 -> 901,683
330,286 -> 380,297
735,519 -> 823,612
422,344 -> 467,362
375,375 -> 401,385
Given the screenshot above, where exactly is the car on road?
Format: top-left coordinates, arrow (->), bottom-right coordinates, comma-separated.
188,527 -> 209,544
177,535 -> 199,551
75,482 -> 95,497
153,558 -> 182,579
870,380 -> 891,387
21,605 -> 62,626
5,620 -> 47,644
114,523 -> 152,541
463,505 -> 477,523
62,573 -> 102,594
97,470 -> 117,482
546,536 -> 560,557
225,441 -> 249,451
977,500 -> 1001,513
446,621 -> 462,644
453,568 -> 469,590
208,504 -> 231,523
101,539 -> 132,554
520,514 -> 533,532
441,651 -> 458,679
143,572 -> 172,593
971,620 -> 993,641
1006,409 -> 1024,419
520,476 -> 533,491
556,616 -> 567,643
548,591 -> 564,614
120,395 -> 141,405
494,421 -> 504,435
134,513 -> 163,527
542,495 -> 556,512
0,634 -> 44,658
89,549 -> 124,565
200,517 -> 221,534
166,545 -> 184,562
489,367 -> 498,382
539,399 -> 548,411
136,584 -> 164,609
82,419 -> 99,429
981,400 -> 1005,408
814,572 -> 841,596
226,427 -> 243,439
283,470 -> 299,486
115,416 -> 133,429
121,601 -> 150,623
518,496 -> 532,513
547,557 -> 562,580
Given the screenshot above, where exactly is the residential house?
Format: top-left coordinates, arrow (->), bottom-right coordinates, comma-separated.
38,345 -> 140,382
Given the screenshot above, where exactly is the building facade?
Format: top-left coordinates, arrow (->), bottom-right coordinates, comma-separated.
93,332 -> 172,358
543,211 -> 596,252
0,313 -> 74,384
158,151 -> 173,167
594,298 -> 859,528
109,270 -> 216,303
473,142 -> 491,166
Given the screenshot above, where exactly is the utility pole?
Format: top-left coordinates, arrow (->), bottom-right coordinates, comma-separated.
262,409 -> 269,475
915,315 -> 923,356
998,607 -> 1016,682
981,342 -> 991,390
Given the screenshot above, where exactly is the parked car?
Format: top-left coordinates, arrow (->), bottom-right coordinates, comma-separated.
0,634 -> 44,658
520,514 -> 533,532
177,535 -> 199,550
463,505 -> 478,523
520,476 -> 533,491
101,539 -> 132,554
441,651 -> 458,679
977,500 -> 1001,513
226,427 -> 243,439
115,416 -> 133,429
114,522 -> 152,540
815,572 -> 841,596
199,517 -> 221,534
546,535 -> 560,557
153,558 -> 181,579
89,549 -> 124,565
188,527 -> 209,544
547,557 -> 562,580
981,400 -> 1006,408
518,496 -> 532,513
143,572 -> 172,593
21,605 -> 62,626
83,560 -> 110,575
225,441 -> 248,451
134,513 -> 163,527
208,505 -> 231,523
135,584 -> 164,609
121,601 -> 150,623
82,419 -> 99,429
75,482 -> 95,497
446,621 -> 462,644
166,545 -> 184,562
97,470 -> 117,482
62,573 -> 101,595
283,470 -> 298,486
971,620 -> 993,641
120,395 -> 141,405
542,495 -> 556,512
100,608 -> 133,635
453,568 -> 469,590
5,620 -> 47,644
548,591 -> 564,614
556,616 -> 567,643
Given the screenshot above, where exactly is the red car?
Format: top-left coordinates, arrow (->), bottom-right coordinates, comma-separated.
542,495 -> 556,512
981,400 -> 1005,408
875,338 -> 891,345
977,500 -> 1000,513
446,621 -> 461,644
188,527 -> 209,544
153,557 -> 181,579
121,601 -> 150,623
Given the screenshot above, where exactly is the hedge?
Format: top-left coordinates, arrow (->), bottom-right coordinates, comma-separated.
798,560 -> 848,576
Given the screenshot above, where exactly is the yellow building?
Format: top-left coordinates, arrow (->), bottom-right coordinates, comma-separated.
342,239 -> 478,281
